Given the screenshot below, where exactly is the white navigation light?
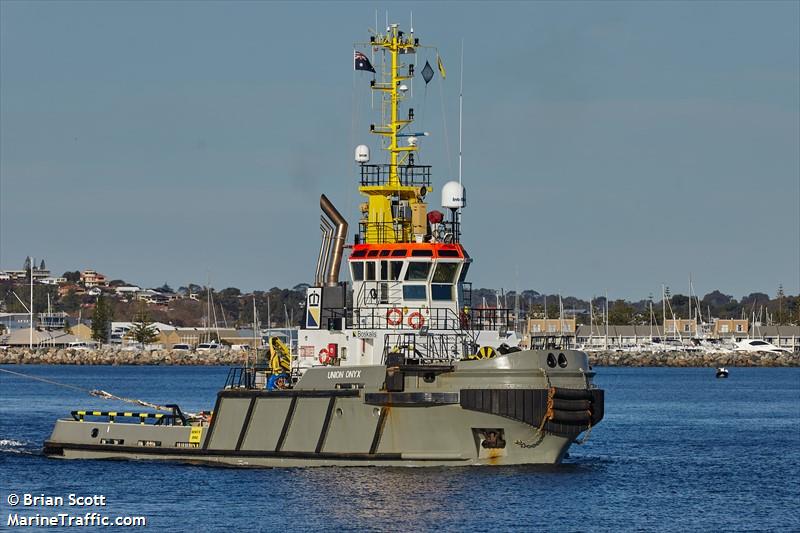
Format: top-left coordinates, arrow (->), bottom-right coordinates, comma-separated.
408,136 -> 417,147
441,181 -> 466,209
355,144 -> 370,163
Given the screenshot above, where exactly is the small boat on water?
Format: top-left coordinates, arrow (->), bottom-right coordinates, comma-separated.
43,21 -> 604,467
716,367 -> 729,379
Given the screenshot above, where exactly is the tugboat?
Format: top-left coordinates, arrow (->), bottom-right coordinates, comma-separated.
43,22 -> 604,467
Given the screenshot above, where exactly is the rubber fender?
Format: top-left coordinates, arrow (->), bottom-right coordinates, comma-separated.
551,387 -> 593,401
497,343 -> 522,355
551,409 -> 592,425
551,398 -> 592,411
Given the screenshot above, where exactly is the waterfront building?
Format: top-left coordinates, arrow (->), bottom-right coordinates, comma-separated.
79,270 -> 107,287
526,318 -> 577,336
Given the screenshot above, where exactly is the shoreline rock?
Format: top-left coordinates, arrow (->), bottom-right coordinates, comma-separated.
0,347 -> 797,367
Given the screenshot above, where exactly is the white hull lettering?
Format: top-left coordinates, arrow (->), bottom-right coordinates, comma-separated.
327,370 -> 362,379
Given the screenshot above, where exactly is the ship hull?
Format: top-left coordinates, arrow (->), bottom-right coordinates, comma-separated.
44,349 -> 603,467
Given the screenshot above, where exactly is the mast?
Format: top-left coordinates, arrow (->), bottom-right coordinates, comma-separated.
358,24 -> 430,244
30,256 -> 34,350
458,39 -> 464,210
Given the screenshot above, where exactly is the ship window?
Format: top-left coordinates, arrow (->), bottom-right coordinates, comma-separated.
458,262 -> 471,282
351,263 -> 364,281
438,249 -> 460,257
390,261 -> 403,280
379,250 -> 390,257
431,284 -> 453,301
391,249 -> 407,257
351,250 -> 367,258
411,249 -> 433,257
380,261 -> 388,280
368,250 -> 379,257
403,285 -> 427,300
432,263 -> 459,283
405,262 -> 431,281
366,262 -> 376,281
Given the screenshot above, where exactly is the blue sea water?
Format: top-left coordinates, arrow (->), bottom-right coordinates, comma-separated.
1,365 -> 798,532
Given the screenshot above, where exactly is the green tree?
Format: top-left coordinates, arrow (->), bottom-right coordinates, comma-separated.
131,306 -> 158,346
608,299 -> 636,325
773,285 -> 791,325
60,289 -> 81,313
62,271 -> 81,283
91,295 -> 112,343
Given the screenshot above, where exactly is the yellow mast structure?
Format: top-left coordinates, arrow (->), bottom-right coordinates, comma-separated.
358,23 -> 429,244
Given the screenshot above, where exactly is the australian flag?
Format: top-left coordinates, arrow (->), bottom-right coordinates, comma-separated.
354,50 -> 375,73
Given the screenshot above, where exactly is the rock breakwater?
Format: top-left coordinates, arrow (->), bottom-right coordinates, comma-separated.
0,347 -> 797,366
0,347 -> 247,366
588,350 -> 799,367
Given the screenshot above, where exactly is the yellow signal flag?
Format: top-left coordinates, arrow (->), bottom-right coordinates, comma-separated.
437,55 -> 446,79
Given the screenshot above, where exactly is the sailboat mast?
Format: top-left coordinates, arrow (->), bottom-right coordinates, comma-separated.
30,256 -> 34,349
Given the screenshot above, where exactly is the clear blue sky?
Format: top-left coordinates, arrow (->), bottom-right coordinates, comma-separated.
1,1 -> 798,300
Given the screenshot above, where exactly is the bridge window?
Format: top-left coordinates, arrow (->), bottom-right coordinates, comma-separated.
390,261 -> 403,280
380,261 -> 388,280
431,284 -> 453,301
405,262 -> 431,281
391,249 -> 407,257
351,263 -> 364,281
379,250 -> 390,257
432,263 -> 459,283
351,250 -> 367,258
403,285 -> 427,300
458,262 -> 471,281
366,262 -> 376,281
411,249 -> 433,257
438,249 -> 460,257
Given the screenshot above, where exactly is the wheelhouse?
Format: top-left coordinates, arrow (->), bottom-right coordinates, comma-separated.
348,243 -> 471,316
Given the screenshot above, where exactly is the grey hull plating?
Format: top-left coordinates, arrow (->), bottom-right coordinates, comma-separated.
44,350 -> 603,467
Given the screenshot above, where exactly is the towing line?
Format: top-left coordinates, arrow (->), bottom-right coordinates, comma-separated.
0,367 -> 198,417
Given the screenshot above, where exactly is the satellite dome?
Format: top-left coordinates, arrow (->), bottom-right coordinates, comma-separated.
355,145 -> 370,163
441,181 -> 465,209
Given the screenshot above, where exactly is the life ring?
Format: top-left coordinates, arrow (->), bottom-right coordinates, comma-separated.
386,308 -> 403,326
407,311 -> 425,330
318,348 -> 333,365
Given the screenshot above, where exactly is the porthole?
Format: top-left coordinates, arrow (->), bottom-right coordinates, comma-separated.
546,353 -> 557,368
423,372 -> 436,383
90,428 -> 99,438
335,408 -> 343,418
558,353 -> 568,368
372,407 -> 381,417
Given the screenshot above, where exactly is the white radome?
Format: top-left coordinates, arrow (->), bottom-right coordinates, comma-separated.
441,180 -> 466,209
355,145 -> 370,163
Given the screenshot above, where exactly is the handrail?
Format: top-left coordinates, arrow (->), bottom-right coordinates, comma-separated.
360,164 -> 431,188
383,332 -> 475,364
